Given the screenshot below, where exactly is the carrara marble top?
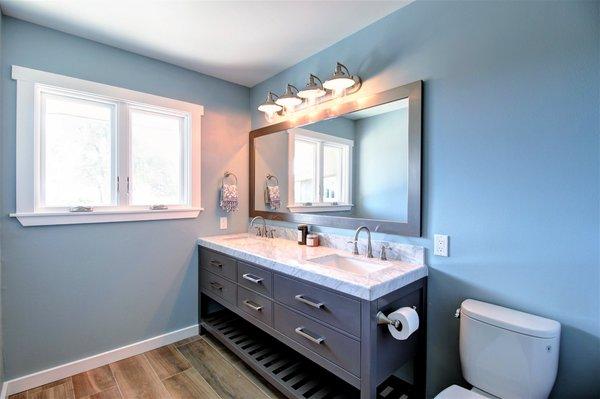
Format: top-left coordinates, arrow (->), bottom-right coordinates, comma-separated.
197,233 -> 428,301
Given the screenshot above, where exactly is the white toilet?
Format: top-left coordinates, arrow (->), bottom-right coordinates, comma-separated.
435,299 -> 561,399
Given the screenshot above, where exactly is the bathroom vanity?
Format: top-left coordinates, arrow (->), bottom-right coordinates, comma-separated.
198,234 -> 428,399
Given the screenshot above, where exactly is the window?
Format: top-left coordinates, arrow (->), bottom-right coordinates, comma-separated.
12,66 -> 203,226
293,138 -> 318,204
129,108 -> 188,206
41,92 -> 117,208
288,128 -> 353,212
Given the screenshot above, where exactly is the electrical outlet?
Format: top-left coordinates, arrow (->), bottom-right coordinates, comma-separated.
220,217 -> 228,230
434,234 -> 449,256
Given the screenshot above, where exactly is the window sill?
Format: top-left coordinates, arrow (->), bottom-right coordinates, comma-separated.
9,207 -> 203,227
287,204 -> 353,213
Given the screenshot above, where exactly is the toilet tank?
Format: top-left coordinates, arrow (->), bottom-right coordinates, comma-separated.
459,299 -> 561,399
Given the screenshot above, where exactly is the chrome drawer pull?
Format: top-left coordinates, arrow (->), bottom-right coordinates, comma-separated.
242,273 -> 264,284
295,295 -> 324,309
294,326 -> 325,344
209,282 -> 223,291
243,300 -> 263,312
209,260 -> 223,268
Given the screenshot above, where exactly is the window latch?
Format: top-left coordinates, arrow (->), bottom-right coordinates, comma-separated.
150,205 -> 168,210
69,206 -> 93,213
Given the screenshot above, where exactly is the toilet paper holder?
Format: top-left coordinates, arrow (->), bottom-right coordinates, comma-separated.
376,306 -> 417,330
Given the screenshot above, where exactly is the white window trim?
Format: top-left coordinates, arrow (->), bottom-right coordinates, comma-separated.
10,65 -> 204,226
287,127 -> 353,213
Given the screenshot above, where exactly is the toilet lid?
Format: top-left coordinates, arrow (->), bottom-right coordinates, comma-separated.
435,385 -> 486,399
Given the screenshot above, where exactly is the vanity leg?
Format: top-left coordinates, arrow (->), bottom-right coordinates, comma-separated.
198,252 -> 206,335
198,293 -> 208,335
414,282 -> 428,397
361,301 -> 378,399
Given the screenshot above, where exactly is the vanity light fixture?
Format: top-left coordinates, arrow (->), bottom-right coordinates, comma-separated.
297,74 -> 327,105
257,62 -> 361,120
275,84 -> 303,110
258,91 -> 283,121
323,62 -> 360,97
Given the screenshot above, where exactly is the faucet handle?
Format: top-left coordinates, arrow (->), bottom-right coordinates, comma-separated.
347,239 -> 359,255
380,242 -> 391,260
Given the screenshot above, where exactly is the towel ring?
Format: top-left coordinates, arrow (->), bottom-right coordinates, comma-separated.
266,174 -> 279,186
221,171 -> 238,187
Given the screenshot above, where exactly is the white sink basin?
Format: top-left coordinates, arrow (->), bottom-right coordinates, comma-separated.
220,235 -> 264,245
221,235 -> 251,241
307,254 -> 389,276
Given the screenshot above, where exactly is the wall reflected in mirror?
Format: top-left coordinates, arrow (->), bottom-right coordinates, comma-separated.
254,97 -> 409,223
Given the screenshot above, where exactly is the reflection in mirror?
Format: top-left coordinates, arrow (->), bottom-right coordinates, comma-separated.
254,97 -> 409,223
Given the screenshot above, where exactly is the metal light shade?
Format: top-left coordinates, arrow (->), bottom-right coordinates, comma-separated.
297,74 -> 326,100
323,62 -> 357,94
257,91 -> 283,115
275,84 -> 303,108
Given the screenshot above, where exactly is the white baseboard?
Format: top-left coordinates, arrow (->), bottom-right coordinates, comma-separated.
1,324 -> 199,397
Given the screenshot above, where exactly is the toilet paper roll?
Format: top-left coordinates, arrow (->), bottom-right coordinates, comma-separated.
387,307 -> 420,340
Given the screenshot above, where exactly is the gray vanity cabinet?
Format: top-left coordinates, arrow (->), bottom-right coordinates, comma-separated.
198,246 -> 427,399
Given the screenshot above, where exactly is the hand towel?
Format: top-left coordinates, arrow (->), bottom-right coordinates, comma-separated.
266,185 -> 281,210
220,183 -> 239,213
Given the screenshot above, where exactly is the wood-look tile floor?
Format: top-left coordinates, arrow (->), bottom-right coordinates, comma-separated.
10,334 -> 287,399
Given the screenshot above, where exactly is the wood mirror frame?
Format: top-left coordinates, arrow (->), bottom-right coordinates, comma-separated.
249,80 -> 422,236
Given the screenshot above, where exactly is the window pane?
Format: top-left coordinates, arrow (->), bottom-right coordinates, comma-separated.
294,139 -> 317,204
323,145 -> 343,202
42,93 -> 114,207
131,109 -> 185,205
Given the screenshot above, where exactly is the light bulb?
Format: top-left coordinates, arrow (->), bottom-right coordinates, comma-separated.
264,111 -> 275,122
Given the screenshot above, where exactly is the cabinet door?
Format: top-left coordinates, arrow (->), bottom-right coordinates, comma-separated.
237,286 -> 273,327
274,275 -> 361,337
273,304 -> 360,376
200,249 -> 237,280
200,269 -> 236,305
238,262 -> 273,297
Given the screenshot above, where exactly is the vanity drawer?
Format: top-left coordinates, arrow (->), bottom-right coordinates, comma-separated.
274,275 -> 361,337
200,249 -> 236,280
237,262 -> 273,297
237,286 -> 273,326
274,304 -> 360,376
200,269 -> 236,305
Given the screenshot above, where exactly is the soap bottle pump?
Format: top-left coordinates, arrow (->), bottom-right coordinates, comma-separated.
297,224 -> 308,245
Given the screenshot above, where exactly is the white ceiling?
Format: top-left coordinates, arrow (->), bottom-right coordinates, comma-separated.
0,0 -> 411,87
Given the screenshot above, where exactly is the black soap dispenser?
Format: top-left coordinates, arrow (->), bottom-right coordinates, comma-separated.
297,225 -> 309,245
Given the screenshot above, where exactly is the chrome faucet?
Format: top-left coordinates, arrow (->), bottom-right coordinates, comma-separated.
249,216 -> 267,237
348,226 -> 374,258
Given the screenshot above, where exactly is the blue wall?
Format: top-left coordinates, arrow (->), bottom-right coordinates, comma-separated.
0,17 -> 250,379
251,1 -> 600,397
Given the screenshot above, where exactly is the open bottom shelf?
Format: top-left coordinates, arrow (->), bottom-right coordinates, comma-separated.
202,310 -> 413,399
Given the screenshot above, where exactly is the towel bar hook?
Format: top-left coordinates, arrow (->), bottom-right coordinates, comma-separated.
266,174 -> 279,186
222,171 -> 238,187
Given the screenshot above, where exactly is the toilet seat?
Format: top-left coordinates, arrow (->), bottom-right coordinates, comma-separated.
434,385 -> 486,399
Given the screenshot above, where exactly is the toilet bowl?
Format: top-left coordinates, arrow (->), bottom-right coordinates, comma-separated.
434,299 -> 561,399
436,385 -> 498,399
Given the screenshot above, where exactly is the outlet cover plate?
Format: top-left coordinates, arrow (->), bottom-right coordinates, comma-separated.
220,217 -> 228,230
434,234 -> 449,256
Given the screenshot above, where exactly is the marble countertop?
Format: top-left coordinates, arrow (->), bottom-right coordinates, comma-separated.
197,233 -> 427,300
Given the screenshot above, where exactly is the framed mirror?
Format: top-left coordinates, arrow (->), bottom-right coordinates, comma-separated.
250,81 -> 422,236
